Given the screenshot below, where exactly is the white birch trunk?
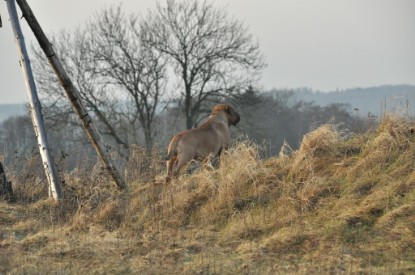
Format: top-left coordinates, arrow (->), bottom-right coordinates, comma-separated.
15,0 -> 128,191
6,0 -> 62,200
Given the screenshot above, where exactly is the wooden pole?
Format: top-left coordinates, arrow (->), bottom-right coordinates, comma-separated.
0,161 -> 14,201
6,0 -> 62,200
15,0 -> 128,191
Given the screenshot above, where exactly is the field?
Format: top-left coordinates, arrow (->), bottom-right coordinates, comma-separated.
1,115 -> 414,274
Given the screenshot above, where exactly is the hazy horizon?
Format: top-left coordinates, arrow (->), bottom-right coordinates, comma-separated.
1,85 -> 414,122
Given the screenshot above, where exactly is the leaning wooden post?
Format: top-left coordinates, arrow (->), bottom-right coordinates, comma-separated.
6,0 -> 62,200
15,0 -> 128,191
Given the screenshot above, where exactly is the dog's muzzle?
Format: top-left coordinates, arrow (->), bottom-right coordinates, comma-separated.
229,111 -> 240,126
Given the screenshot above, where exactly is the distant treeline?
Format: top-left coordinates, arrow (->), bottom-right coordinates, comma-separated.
2,84 -> 413,123
291,84 -> 415,117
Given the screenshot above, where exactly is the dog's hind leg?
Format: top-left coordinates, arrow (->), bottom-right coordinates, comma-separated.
166,156 -> 178,183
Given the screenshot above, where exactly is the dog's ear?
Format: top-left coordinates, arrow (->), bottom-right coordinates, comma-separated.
224,105 -> 231,114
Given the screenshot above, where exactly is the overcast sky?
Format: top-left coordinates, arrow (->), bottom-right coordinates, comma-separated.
1,0 -> 414,104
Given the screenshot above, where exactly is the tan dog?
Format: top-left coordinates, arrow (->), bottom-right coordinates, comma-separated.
165,104 -> 240,182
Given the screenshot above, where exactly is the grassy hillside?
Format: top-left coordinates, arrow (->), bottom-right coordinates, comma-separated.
1,115 -> 414,274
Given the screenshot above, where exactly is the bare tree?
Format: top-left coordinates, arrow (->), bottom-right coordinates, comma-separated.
89,6 -> 167,154
140,0 -> 265,129
32,5 -> 166,155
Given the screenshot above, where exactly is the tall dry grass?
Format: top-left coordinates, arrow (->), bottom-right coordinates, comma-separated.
1,114 -> 414,274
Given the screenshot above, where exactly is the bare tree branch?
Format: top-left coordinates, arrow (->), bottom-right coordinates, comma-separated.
140,0 -> 265,129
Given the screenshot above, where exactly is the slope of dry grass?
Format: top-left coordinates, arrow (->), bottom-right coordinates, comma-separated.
1,115 -> 414,274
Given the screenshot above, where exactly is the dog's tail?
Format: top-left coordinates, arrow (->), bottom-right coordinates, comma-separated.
165,134 -> 182,161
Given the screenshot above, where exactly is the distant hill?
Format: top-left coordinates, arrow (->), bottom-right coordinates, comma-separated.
0,103 -> 27,122
285,84 -> 415,117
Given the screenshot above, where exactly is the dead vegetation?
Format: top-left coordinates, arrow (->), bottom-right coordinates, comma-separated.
1,114 -> 414,274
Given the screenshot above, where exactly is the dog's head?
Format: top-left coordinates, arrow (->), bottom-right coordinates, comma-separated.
211,104 -> 240,126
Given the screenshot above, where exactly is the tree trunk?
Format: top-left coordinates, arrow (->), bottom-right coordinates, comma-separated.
184,85 -> 193,129
144,130 -> 153,157
15,0 -> 128,191
6,0 -> 62,200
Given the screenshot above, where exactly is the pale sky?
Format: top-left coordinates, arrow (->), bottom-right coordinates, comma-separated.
0,0 -> 414,104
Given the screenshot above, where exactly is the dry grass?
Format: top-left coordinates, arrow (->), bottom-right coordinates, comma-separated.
1,114 -> 415,274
